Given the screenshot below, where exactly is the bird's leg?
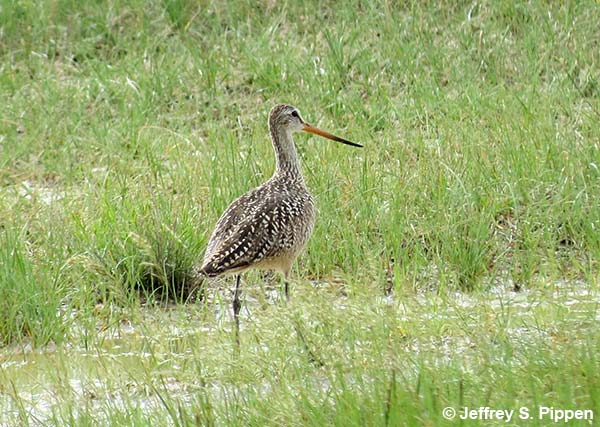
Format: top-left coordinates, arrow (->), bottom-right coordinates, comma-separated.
283,270 -> 291,302
233,274 -> 242,347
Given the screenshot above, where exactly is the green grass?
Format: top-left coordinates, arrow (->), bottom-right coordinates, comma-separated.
1,0 -> 599,425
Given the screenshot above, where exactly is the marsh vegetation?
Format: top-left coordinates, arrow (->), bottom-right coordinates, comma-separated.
1,1 -> 599,425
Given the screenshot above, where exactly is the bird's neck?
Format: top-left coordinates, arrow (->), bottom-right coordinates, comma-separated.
270,127 -> 303,179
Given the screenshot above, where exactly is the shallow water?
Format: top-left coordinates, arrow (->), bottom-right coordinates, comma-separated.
1,281 -> 598,425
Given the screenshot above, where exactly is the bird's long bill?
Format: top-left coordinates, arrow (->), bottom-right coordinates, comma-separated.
302,123 -> 363,148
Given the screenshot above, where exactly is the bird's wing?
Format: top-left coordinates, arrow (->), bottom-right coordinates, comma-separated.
203,188 -> 263,262
200,197 -> 282,276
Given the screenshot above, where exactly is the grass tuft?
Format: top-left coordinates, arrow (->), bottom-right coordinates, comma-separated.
0,226 -> 65,347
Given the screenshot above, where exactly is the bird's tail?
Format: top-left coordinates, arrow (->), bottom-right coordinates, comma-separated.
186,266 -> 212,302
195,262 -> 223,278
191,266 -> 207,282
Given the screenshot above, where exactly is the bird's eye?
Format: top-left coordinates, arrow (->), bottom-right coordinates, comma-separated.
291,110 -> 299,118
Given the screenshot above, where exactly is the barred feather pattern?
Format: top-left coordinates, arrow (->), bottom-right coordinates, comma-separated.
200,171 -> 315,277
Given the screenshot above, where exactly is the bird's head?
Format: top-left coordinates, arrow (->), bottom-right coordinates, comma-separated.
269,104 -> 362,148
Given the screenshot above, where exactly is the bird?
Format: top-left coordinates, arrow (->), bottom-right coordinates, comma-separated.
196,104 -> 362,342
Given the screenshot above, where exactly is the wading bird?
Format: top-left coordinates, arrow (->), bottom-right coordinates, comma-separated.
196,104 -> 361,341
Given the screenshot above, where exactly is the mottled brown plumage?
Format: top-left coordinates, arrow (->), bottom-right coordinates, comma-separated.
196,104 -> 361,340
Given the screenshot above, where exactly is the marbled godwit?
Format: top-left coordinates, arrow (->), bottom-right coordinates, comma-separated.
197,104 -> 361,339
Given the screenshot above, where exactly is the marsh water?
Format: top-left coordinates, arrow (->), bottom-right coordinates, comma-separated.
1,281 -> 598,425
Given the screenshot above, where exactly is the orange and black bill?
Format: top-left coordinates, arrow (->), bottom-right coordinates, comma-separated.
302,123 -> 363,148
